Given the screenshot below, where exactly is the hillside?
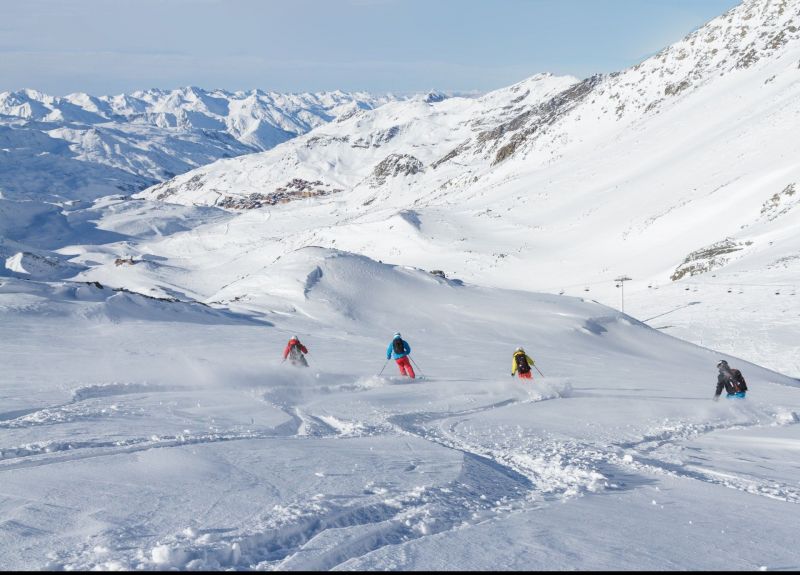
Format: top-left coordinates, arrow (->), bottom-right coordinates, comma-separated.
132,0 -> 800,376
2,246 -> 799,570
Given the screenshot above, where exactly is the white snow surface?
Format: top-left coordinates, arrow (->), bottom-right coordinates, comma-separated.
1,245 -> 799,571
2,0 -> 800,570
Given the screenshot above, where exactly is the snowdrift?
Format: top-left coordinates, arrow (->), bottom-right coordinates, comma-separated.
209,247 -> 794,392
0,277 -> 261,325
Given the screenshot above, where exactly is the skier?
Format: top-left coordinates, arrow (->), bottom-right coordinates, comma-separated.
283,335 -> 309,367
713,359 -> 747,400
511,347 -> 536,380
386,332 -> 415,378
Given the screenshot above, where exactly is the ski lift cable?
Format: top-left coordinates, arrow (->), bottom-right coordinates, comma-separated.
542,277 -> 795,293
682,281 -> 795,288
539,276 -> 632,291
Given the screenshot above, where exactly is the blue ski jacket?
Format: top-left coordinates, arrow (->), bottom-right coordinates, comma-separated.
387,338 -> 411,360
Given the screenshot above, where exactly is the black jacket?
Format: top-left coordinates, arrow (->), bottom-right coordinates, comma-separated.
715,368 -> 747,397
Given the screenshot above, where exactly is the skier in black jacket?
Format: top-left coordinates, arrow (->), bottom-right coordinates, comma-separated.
714,360 -> 747,400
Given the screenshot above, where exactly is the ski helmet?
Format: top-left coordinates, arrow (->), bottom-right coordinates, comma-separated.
394,332 -> 401,339
293,335 -> 300,341
516,347 -> 524,353
717,359 -> 729,370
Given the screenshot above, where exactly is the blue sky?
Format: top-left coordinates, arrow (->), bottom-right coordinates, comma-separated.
1,0 -> 741,95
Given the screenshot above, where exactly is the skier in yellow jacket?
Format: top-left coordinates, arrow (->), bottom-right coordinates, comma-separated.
511,347 -> 536,380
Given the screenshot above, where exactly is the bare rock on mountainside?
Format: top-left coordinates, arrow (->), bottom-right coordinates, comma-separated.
671,238 -> 755,281
352,126 -> 401,149
760,183 -> 798,221
491,75 -> 603,165
370,154 -> 424,187
150,174 -> 207,201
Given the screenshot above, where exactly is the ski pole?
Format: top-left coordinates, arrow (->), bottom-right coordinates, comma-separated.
409,357 -> 424,377
534,364 -> 544,377
378,359 -> 389,376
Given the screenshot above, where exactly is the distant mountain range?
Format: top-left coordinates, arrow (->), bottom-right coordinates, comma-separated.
0,87 -> 400,202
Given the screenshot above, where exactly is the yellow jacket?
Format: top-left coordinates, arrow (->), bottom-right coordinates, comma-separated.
512,351 -> 535,375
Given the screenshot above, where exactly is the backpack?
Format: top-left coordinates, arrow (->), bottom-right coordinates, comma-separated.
515,352 -> 531,374
289,341 -> 303,359
392,338 -> 405,355
731,369 -> 747,392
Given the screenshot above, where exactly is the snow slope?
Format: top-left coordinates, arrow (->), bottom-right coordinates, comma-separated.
133,0 -> 800,376
2,0 -> 800,569
1,247 -> 798,570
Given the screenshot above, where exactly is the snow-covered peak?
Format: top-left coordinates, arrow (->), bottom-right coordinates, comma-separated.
0,86 -> 399,146
599,0 -> 800,114
0,89 -> 53,120
0,86 -> 402,202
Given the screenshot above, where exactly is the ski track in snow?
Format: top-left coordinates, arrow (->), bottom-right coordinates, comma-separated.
387,381 -> 621,505
26,374 -> 799,570
0,382 -> 185,430
613,410 -> 800,504
57,452 -> 531,571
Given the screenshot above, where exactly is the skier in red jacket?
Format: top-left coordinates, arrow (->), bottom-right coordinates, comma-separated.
283,336 -> 309,367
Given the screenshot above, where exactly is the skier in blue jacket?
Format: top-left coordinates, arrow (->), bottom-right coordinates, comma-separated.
386,332 -> 415,378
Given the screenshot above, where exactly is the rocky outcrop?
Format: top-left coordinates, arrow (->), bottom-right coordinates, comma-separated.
671,238 -> 754,280
369,154 -> 424,186
760,182 -> 797,220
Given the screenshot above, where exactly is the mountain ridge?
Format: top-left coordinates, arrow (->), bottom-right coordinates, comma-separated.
0,87 -> 402,202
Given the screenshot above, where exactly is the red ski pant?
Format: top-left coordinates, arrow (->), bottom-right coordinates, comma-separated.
517,371 -> 532,380
396,356 -> 416,378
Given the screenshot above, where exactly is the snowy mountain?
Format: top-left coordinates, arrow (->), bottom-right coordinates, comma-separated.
3,0 -> 800,569
133,0 -> 800,376
0,87 -> 398,202
136,73 -> 580,207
